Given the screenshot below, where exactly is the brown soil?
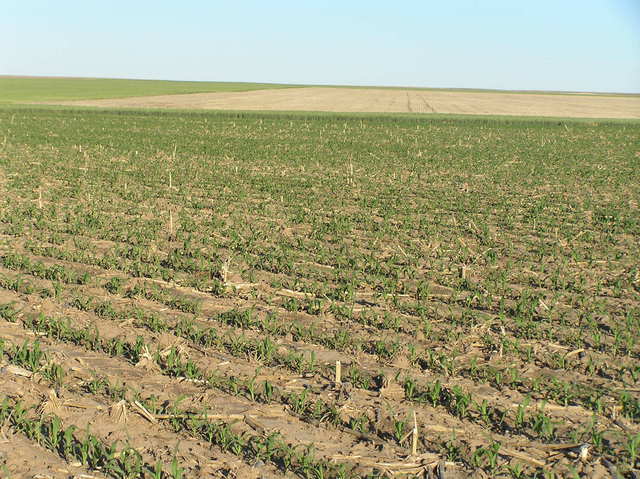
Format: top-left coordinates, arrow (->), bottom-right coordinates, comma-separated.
49,87 -> 640,119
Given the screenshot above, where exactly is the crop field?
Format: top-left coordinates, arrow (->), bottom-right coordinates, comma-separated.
48,87 -> 640,119
0,77 -> 297,103
6,77 -> 640,120
0,108 -> 638,478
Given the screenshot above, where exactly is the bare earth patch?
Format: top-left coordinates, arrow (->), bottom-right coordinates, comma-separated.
50,87 -> 640,118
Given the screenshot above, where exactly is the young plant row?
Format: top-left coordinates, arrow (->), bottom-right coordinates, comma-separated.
7,303 -> 638,479
0,396 -> 184,479
2,264 -> 635,434
2,261 -> 637,457
0,331 -> 549,479
10,236 -> 637,374
6,294 -> 630,463
13,212 -> 636,365
0,314 -> 407,477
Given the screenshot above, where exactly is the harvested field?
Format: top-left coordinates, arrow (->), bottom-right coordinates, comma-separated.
50,86 -> 640,119
0,109 -> 638,478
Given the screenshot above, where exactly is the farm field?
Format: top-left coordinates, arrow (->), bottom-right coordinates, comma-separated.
47,87 -> 640,119
0,77 -> 298,103
4,77 -> 639,119
0,108 -> 639,478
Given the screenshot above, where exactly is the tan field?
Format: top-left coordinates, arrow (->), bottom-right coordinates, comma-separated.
51,86 -> 640,118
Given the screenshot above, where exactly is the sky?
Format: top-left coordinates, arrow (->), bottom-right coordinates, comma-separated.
2,0 -> 639,93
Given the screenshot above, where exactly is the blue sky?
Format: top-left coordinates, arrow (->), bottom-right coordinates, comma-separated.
2,0 -> 639,92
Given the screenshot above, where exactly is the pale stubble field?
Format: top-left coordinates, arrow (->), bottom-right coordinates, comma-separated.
51,86 -> 640,119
